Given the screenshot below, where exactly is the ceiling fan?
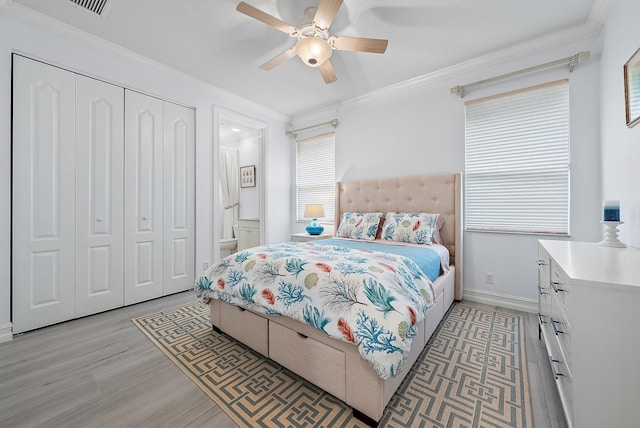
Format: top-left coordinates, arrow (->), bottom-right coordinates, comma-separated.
236,0 -> 388,84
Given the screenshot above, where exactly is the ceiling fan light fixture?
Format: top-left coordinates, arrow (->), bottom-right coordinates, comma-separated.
296,37 -> 332,67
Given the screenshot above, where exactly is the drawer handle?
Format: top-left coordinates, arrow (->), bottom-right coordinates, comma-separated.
549,355 -> 563,379
550,317 -> 564,335
538,314 -> 546,325
549,280 -> 564,293
297,332 -> 308,339
238,307 -> 246,312
538,285 -> 547,295
536,259 -> 547,266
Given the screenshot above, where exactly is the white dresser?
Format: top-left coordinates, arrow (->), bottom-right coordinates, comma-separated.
537,240 -> 640,428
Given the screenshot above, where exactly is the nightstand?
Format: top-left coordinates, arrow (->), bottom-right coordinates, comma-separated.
291,232 -> 332,242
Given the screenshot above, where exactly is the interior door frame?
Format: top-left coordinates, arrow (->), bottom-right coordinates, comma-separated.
212,106 -> 267,262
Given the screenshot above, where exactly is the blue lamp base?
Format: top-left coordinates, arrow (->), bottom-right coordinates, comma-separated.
305,218 -> 324,235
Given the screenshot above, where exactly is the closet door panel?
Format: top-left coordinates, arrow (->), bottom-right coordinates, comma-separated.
12,56 -> 76,333
162,102 -> 195,295
75,75 -> 124,316
124,91 -> 163,305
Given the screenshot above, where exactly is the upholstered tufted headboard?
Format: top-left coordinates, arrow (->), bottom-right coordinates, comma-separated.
335,173 -> 463,299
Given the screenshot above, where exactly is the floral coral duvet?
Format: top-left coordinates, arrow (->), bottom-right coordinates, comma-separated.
195,240 -> 436,379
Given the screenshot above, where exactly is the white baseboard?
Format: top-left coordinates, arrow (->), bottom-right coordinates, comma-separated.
0,323 -> 13,343
462,289 -> 537,314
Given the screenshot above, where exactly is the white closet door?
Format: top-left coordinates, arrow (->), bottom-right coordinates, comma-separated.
162,102 -> 195,295
12,56 -> 76,333
75,75 -> 125,316
124,91 -> 163,305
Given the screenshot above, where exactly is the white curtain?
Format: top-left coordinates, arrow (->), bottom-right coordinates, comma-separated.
219,147 -> 239,239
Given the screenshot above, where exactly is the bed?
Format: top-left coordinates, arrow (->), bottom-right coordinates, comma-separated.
197,173 -> 462,425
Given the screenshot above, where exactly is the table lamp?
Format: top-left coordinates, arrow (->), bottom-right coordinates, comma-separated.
304,204 -> 325,235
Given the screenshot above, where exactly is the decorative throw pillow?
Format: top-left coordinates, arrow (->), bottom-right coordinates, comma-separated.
335,212 -> 383,240
381,212 -> 440,245
432,215 -> 445,245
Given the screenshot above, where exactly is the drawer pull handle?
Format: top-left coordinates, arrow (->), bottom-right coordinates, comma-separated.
549,355 -> 563,379
549,280 -> 564,293
297,333 -> 308,339
538,285 -> 547,295
536,259 -> 547,266
550,317 -> 564,335
538,314 -> 546,325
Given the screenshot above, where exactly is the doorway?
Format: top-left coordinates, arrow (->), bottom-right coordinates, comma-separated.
213,107 -> 267,261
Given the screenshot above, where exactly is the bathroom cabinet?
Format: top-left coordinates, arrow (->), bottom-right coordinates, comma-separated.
237,218 -> 260,251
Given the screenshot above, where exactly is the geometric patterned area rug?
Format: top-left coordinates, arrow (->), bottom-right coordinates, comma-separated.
132,301 -> 533,428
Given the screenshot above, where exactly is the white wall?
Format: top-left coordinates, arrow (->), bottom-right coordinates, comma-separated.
0,8 -> 291,335
600,0 -> 640,249
238,135 -> 261,220
292,39 -> 603,311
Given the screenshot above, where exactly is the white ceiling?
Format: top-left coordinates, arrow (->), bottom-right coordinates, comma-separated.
11,0 -> 605,117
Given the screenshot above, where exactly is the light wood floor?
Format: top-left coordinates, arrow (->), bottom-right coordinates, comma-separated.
0,292 -> 568,427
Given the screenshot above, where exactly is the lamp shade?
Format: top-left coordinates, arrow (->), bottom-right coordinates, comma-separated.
304,203 -> 325,219
296,37 -> 332,67
304,203 -> 325,235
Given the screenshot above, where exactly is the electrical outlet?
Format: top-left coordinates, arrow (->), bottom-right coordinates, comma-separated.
485,272 -> 495,284
203,261 -> 210,270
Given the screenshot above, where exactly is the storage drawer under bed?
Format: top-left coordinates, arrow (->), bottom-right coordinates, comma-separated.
220,303 -> 269,357
269,321 -> 347,401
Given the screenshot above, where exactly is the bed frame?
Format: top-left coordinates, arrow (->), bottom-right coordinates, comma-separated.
209,173 -> 463,425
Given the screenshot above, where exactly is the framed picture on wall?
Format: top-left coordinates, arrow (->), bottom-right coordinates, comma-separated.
624,47 -> 640,128
240,165 -> 256,188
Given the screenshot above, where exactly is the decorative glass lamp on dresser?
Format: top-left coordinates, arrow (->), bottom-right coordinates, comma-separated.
537,240 -> 640,428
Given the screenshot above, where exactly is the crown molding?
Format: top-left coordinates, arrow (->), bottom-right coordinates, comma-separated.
0,0 -> 289,123
341,23 -> 603,112
588,0 -> 614,28
289,107 -> 339,131
292,3 -> 612,122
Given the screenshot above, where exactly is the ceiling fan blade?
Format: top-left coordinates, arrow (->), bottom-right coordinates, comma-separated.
259,48 -> 297,70
332,36 -> 388,54
236,2 -> 297,35
319,60 -> 337,84
314,0 -> 343,30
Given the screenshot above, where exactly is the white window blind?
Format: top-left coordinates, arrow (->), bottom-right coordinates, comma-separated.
296,132 -> 335,223
465,79 -> 570,235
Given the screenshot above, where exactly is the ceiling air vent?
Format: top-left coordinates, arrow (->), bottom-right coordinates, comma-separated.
67,0 -> 109,16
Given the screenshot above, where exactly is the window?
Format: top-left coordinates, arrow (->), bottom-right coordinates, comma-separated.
465,79 -> 570,235
296,133 -> 335,223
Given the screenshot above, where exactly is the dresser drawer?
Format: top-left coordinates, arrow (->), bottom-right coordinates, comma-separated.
220,303 -> 269,357
537,245 -> 552,331
537,245 -> 551,270
547,333 -> 574,428
550,262 -> 571,325
549,299 -> 573,373
545,325 -> 573,427
269,321 -> 346,401
538,279 -> 552,330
